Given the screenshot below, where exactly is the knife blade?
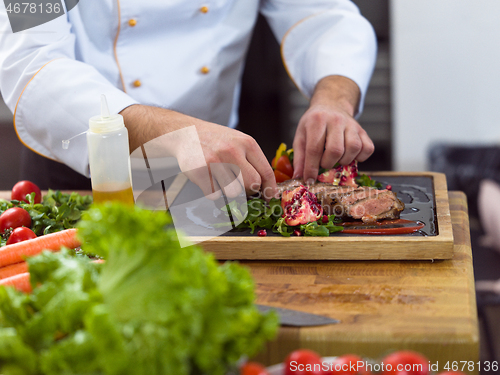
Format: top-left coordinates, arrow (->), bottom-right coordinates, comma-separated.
256,304 -> 339,327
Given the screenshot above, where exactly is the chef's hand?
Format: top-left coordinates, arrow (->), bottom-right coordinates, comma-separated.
120,105 -> 277,199
292,75 -> 375,183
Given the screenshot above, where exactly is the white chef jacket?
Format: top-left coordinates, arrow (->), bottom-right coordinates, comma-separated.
0,0 -> 376,177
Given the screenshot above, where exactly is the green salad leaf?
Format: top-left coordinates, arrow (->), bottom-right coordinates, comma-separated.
355,174 -> 383,189
0,249 -> 102,375
0,203 -> 278,375
235,198 -> 343,237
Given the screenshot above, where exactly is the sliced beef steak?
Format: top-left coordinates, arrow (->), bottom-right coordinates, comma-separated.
339,189 -> 405,223
277,181 -> 405,223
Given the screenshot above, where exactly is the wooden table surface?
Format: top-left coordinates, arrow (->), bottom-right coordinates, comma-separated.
248,191 -> 479,374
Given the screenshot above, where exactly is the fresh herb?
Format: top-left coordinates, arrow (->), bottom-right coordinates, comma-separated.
233,198 -> 281,234
299,216 -> 343,237
0,190 -> 93,246
273,217 -> 293,237
233,199 -> 343,237
355,174 -> 383,189
300,221 -> 329,236
0,203 -> 278,375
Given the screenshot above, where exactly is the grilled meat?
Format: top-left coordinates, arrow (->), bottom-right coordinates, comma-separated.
276,178 -> 304,196
277,181 -> 404,224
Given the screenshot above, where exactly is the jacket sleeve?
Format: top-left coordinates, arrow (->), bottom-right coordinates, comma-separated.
260,0 -> 377,116
0,6 -> 138,177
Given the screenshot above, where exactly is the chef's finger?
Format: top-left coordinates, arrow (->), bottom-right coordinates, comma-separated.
355,128 -> 375,162
303,128 -> 327,184
239,162 -> 262,197
210,163 -> 243,199
292,132 -> 306,179
338,127 -> 362,166
321,124 -> 345,170
246,146 -> 277,200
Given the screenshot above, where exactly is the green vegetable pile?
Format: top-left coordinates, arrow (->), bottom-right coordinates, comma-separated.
228,198 -> 343,237
0,190 -> 93,246
0,203 -> 278,375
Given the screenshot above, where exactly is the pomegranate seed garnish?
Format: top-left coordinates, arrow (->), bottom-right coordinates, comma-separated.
293,230 -> 302,236
340,175 -> 347,181
322,215 -> 329,223
386,185 -> 392,191
257,229 -> 267,237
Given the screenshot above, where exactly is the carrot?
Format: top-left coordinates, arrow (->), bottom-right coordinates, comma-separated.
0,272 -> 31,293
0,261 -> 28,280
0,228 -> 80,268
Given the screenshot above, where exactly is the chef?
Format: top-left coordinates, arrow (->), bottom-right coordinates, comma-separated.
0,1 -> 376,197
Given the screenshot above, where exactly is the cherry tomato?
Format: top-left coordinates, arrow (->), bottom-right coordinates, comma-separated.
240,361 -> 269,375
6,227 -> 37,245
381,351 -> 429,375
284,349 -> 324,375
329,354 -> 371,375
274,169 -> 292,183
275,155 -> 294,177
11,180 -> 42,204
0,207 -> 32,234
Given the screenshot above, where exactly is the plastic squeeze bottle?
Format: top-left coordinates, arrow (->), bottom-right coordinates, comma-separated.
87,94 -> 135,205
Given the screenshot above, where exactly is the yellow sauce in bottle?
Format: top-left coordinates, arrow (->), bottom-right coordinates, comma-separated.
92,185 -> 135,205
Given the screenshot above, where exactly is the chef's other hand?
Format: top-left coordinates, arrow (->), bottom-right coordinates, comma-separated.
121,105 -> 277,200
292,75 -> 375,183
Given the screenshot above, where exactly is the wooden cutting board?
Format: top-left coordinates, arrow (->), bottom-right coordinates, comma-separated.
193,172 -> 454,260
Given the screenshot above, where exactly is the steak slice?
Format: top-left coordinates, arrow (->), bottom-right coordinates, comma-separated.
276,181 -> 405,223
340,189 -> 405,223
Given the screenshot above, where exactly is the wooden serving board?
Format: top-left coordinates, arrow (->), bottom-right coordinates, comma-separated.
193,172 -> 454,260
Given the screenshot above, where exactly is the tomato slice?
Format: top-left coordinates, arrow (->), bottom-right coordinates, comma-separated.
275,155 -> 294,177
274,169 -> 292,183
